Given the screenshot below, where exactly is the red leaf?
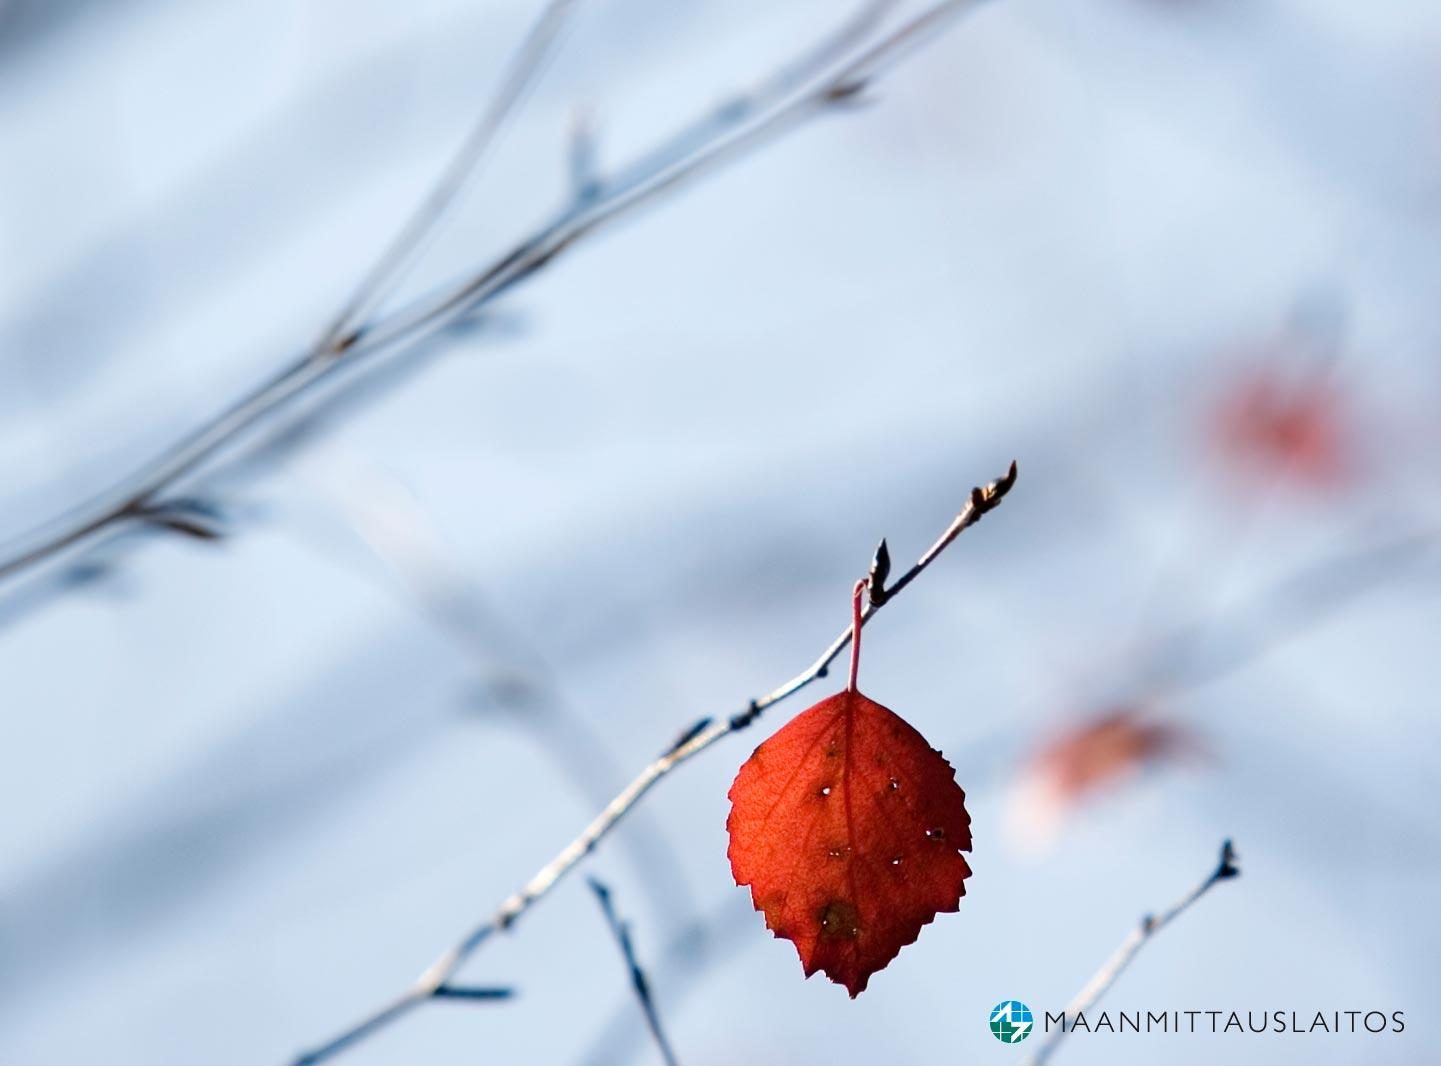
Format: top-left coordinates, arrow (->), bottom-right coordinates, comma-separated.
726,688 -> 972,996
1208,368 -> 1352,489
1028,708 -> 1197,805
1007,709 -> 1204,848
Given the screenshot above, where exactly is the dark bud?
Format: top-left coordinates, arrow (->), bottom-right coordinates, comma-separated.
974,460 -> 1019,514
825,78 -> 871,105
868,538 -> 892,605
1215,839 -> 1241,880
136,498 -> 226,542
729,700 -> 762,732
664,717 -> 712,756
331,327 -> 363,354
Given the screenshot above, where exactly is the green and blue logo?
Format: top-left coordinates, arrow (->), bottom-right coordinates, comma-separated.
990,1000 -> 1034,1044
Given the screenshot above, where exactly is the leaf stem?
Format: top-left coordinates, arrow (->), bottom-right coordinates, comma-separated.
847,578 -> 867,693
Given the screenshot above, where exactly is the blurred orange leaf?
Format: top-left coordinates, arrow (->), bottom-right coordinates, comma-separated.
1210,369 -> 1352,489
1009,708 -> 1203,846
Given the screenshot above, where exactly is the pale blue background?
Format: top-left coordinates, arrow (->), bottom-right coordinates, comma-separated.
1,1 -> 1438,1063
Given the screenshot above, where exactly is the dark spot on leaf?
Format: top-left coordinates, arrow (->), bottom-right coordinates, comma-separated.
818,899 -> 862,941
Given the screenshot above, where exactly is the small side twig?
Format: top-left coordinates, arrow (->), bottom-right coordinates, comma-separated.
1021,839 -> 1241,1066
431,985 -> 515,1001
588,878 -> 680,1066
289,461 -> 1016,1065
132,499 -> 227,542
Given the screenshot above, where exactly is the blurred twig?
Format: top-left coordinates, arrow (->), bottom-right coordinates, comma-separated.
588,878 -> 680,1066
305,461 -> 696,923
314,0 -> 583,354
1139,527 -> 1437,695
431,984 -> 515,1001
578,899 -> 752,1066
288,461 -> 1016,1065
1020,840 -> 1240,1066
0,0 -> 581,586
0,0 -> 965,597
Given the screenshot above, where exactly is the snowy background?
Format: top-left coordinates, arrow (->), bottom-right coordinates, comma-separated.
1,0 -> 1439,1063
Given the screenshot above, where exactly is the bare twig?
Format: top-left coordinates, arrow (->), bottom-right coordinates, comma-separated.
431,984 -> 515,1001
288,461 -> 1017,1065
577,898 -> 751,1066
588,878 -> 680,1066
1020,840 -> 1241,1066
313,0 -> 584,353
1138,527 -> 1438,695
0,0 -> 982,595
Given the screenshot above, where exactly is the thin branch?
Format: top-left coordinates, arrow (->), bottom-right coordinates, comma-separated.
0,0 -> 975,595
313,0 -> 584,354
357,0 -> 991,360
577,899 -> 751,1066
1138,527 -> 1438,695
1020,839 -> 1241,1066
288,461 -> 1017,1065
0,0 -> 583,586
592,0 -> 898,202
588,878 -> 680,1066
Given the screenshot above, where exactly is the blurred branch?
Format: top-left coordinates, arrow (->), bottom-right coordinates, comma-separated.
578,899 -> 752,1066
588,878 -> 680,1066
313,0 -> 582,353
0,0 -> 981,600
1020,840 -> 1240,1066
1140,527 -> 1437,695
0,0 -> 581,586
306,461 -> 697,923
288,461 -> 1016,1065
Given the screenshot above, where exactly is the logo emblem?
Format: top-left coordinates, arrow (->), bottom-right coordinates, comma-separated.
989,1000 -> 1034,1044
